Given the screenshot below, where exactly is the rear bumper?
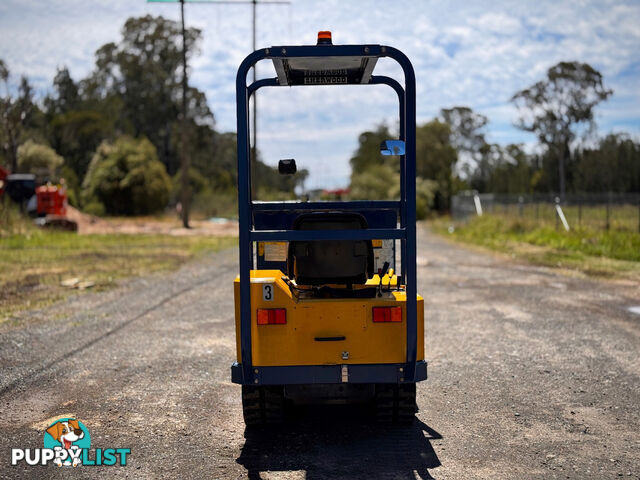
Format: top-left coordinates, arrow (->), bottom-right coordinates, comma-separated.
231,360 -> 427,385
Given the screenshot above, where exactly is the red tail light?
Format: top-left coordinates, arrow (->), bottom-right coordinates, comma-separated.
257,308 -> 286,325
372,306 -> 402,323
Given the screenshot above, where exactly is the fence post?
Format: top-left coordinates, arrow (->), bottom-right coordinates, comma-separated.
555,197 -> 570,232
555,197 -> 559,231
518,196 -> 524,217
473,193 -> 483,216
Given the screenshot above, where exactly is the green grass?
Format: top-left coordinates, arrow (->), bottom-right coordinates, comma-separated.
432,213 -> 640,279
0,219 -> 236,323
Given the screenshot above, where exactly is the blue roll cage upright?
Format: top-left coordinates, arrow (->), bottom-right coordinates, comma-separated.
234,41 -> 420,387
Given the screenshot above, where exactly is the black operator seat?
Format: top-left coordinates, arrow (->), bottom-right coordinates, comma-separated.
287,212 -> 374,286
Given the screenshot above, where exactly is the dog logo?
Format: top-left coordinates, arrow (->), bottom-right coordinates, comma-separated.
43,418 -> 91,467
11,416 -> 129,467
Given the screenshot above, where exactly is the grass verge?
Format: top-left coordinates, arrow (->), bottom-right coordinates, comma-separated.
0,227 -> 236,323
431,214 -> 640,280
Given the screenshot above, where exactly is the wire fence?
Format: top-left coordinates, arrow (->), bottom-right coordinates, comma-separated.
451,191 -> 640,233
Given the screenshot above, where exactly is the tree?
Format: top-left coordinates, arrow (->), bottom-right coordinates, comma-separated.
511,61 -> 612,198
416,120 -> 457,212
441,106 -> 488,177
348,123 -> 448,217
0,60 -> 37,171
17,140 -> 63,180
573,134 -> 640,193
49,110 -> 114,180
44,67 -> 80,116
350,163 -> 399,201
349,125 -> 393,175
349,125 -> 400,201
86,15 -> 217,226
349,126 -> 397,198
82,136 -> 171,215
485,144 -> 532,194
88,15 -> 209,174
43,67 -> 115,180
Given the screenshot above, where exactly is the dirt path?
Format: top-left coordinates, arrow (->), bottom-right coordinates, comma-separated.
1,227 -> 639,479
66,206 -> 238,236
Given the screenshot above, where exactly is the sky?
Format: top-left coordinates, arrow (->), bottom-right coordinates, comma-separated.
0,0 -> 639,189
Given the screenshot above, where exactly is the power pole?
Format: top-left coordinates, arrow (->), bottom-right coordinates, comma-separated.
148,0 -> 289,219
180,0 -> 190,228
190,0 -> 290,193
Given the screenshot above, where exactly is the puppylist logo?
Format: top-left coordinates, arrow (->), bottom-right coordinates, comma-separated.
11,417 -> 130,467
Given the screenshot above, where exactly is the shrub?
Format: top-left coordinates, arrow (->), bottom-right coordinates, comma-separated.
82,201 -> 106,217
349,164 -> 399,201
416,178 -> 438,219
350,166 -> 437,219
17,140 -> 63,180
82,137 -> 171,215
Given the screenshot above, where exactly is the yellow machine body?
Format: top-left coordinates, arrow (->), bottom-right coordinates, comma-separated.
234,270 -> 424,367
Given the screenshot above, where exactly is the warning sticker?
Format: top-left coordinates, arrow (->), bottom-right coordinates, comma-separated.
264,242 -> 288,262
374,239 -> 394,271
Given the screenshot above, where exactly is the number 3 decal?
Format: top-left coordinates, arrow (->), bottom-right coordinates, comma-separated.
263,284 -> 273,301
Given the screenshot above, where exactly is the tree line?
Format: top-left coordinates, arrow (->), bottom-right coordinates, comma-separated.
0,15 -> 305,217
350,62 -> 640,216
2,17 -> 637,219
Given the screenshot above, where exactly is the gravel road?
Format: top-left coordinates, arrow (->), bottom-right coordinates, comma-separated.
1,227 -> 639,479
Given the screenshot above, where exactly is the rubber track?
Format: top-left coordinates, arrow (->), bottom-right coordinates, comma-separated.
242,385 -> 285,426
375,383 -> 416,424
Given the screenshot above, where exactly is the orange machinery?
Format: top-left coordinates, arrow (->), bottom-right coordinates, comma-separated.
34,183 -> 77,231
36,184 -> 68,217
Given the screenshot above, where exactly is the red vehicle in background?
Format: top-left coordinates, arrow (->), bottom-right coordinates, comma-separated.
36,183 -> 68,217
1,168 -> 77,230
0,165 -> 8,197
34,181 -> 77,231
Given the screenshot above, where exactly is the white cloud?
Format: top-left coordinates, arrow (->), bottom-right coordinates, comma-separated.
0,0 -> 638,187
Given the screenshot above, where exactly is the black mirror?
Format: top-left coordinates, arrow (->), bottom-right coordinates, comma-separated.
278,159 -> 297,175
380,140 -> 405,156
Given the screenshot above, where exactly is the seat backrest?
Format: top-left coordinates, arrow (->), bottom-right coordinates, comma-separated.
287,212 -> 374,285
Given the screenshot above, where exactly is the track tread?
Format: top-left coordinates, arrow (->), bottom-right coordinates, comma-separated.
263,386 -> 285,424
375,384 -> 396,423
375,383 -> 417,424
241,385 -> 262,426
397,383 -> 417,425
242,385 -> 285,427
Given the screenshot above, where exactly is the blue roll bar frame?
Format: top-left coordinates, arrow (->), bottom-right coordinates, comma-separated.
235,43 -> 418,386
